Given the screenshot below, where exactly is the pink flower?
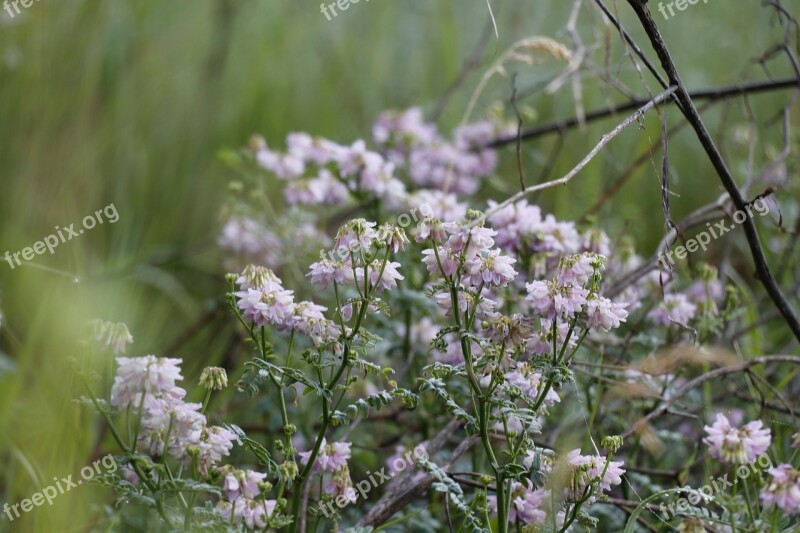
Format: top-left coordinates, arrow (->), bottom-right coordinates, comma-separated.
283,301 -> 340,345
489,480 -> 549,525
299,439 -> 352,473
556,253 -> 598,286
235,284 -> 296,328
307,257 -> 351,288
372,107 -> 438,148
336,140 -> 384,177
323,467 -> 358,504
446,225 -> 496,258
703,413 -> 771,464
357,260 -> 404,292
485,314 -> 532,347
534,215 -> 581,255
567,450 -> 625,498
585,296 -> 628,331
303,170 -> 350,205
422,246 -> 459,278
416,216 -> 448,244
255,146 -> 305,179
219,217 -> 283,267
760,464 -> 800,515
236,265 -> 280,291
334,219 -> 377,253
222,469 -> 267,501
136,394 -> 205,459
504,363 -> 560,406
197,426 -> 238,475
90,320 -> 134,355
487,200 -> 543,253
648,293 -> 697,326
526,281 -> 588,321
110,356 -> 183,409
463,249 -> 518,288
376,224 -> 409,253
407,191 -> 466,223
216,498 -> 276,529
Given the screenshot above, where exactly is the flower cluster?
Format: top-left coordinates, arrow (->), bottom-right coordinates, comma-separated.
421,218 -> 516,289
760,464 -> 800,515
566,449 -> 626,502
373,107 -> 504,195
308,219 -> 407,295
299,439 -> 357,504
216,467 -> 277,529
487,447 -> 625,525
703,413 -> 772,464
489,480 -> 551,526
235,265 -> 341,347
487,200 -> 586,261
110,356 -> 237,472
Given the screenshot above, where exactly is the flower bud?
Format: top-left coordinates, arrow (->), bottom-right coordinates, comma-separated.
199,367 -> 228,391
280,461 -> 299,481
601,435 -> 623,453
88,320 -> 134,355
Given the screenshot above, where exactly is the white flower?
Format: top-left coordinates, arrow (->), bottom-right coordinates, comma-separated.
110,356 -> 184,410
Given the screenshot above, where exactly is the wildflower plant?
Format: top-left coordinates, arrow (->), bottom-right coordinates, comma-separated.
74,97 -> 800,532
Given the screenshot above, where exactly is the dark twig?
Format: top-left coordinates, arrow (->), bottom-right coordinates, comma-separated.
591,0 -> 671,91
487,77 -> 799,148
624,0 -> 800,342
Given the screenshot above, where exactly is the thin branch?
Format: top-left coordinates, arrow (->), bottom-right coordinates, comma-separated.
487,77 -> 799,148
621,355 -> 800,440
624,0 -> 800,342
475,86 -> 676,226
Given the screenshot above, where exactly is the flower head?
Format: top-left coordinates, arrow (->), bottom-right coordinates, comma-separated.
299,439 -> 351,473
376,224 -> 409,253
703,413 -> 772,464
199,367 -> 228,391
489,480 -> 549,525
463,249 -> 517,288
236,265 -> 281,291
197,426 -> 238,475
760,464 -> 800,515
585,296 -> 628,332
235,284 -> 295,328
567,449 -> 625,499
89,320 -> 133,355
110,356 -> 184,409
648,293 -> 697,326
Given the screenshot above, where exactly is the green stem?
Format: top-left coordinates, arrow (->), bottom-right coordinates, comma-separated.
289,294 -> 369,532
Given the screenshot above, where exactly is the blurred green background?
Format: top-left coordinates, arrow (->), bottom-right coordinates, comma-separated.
0,0 -> 796,530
